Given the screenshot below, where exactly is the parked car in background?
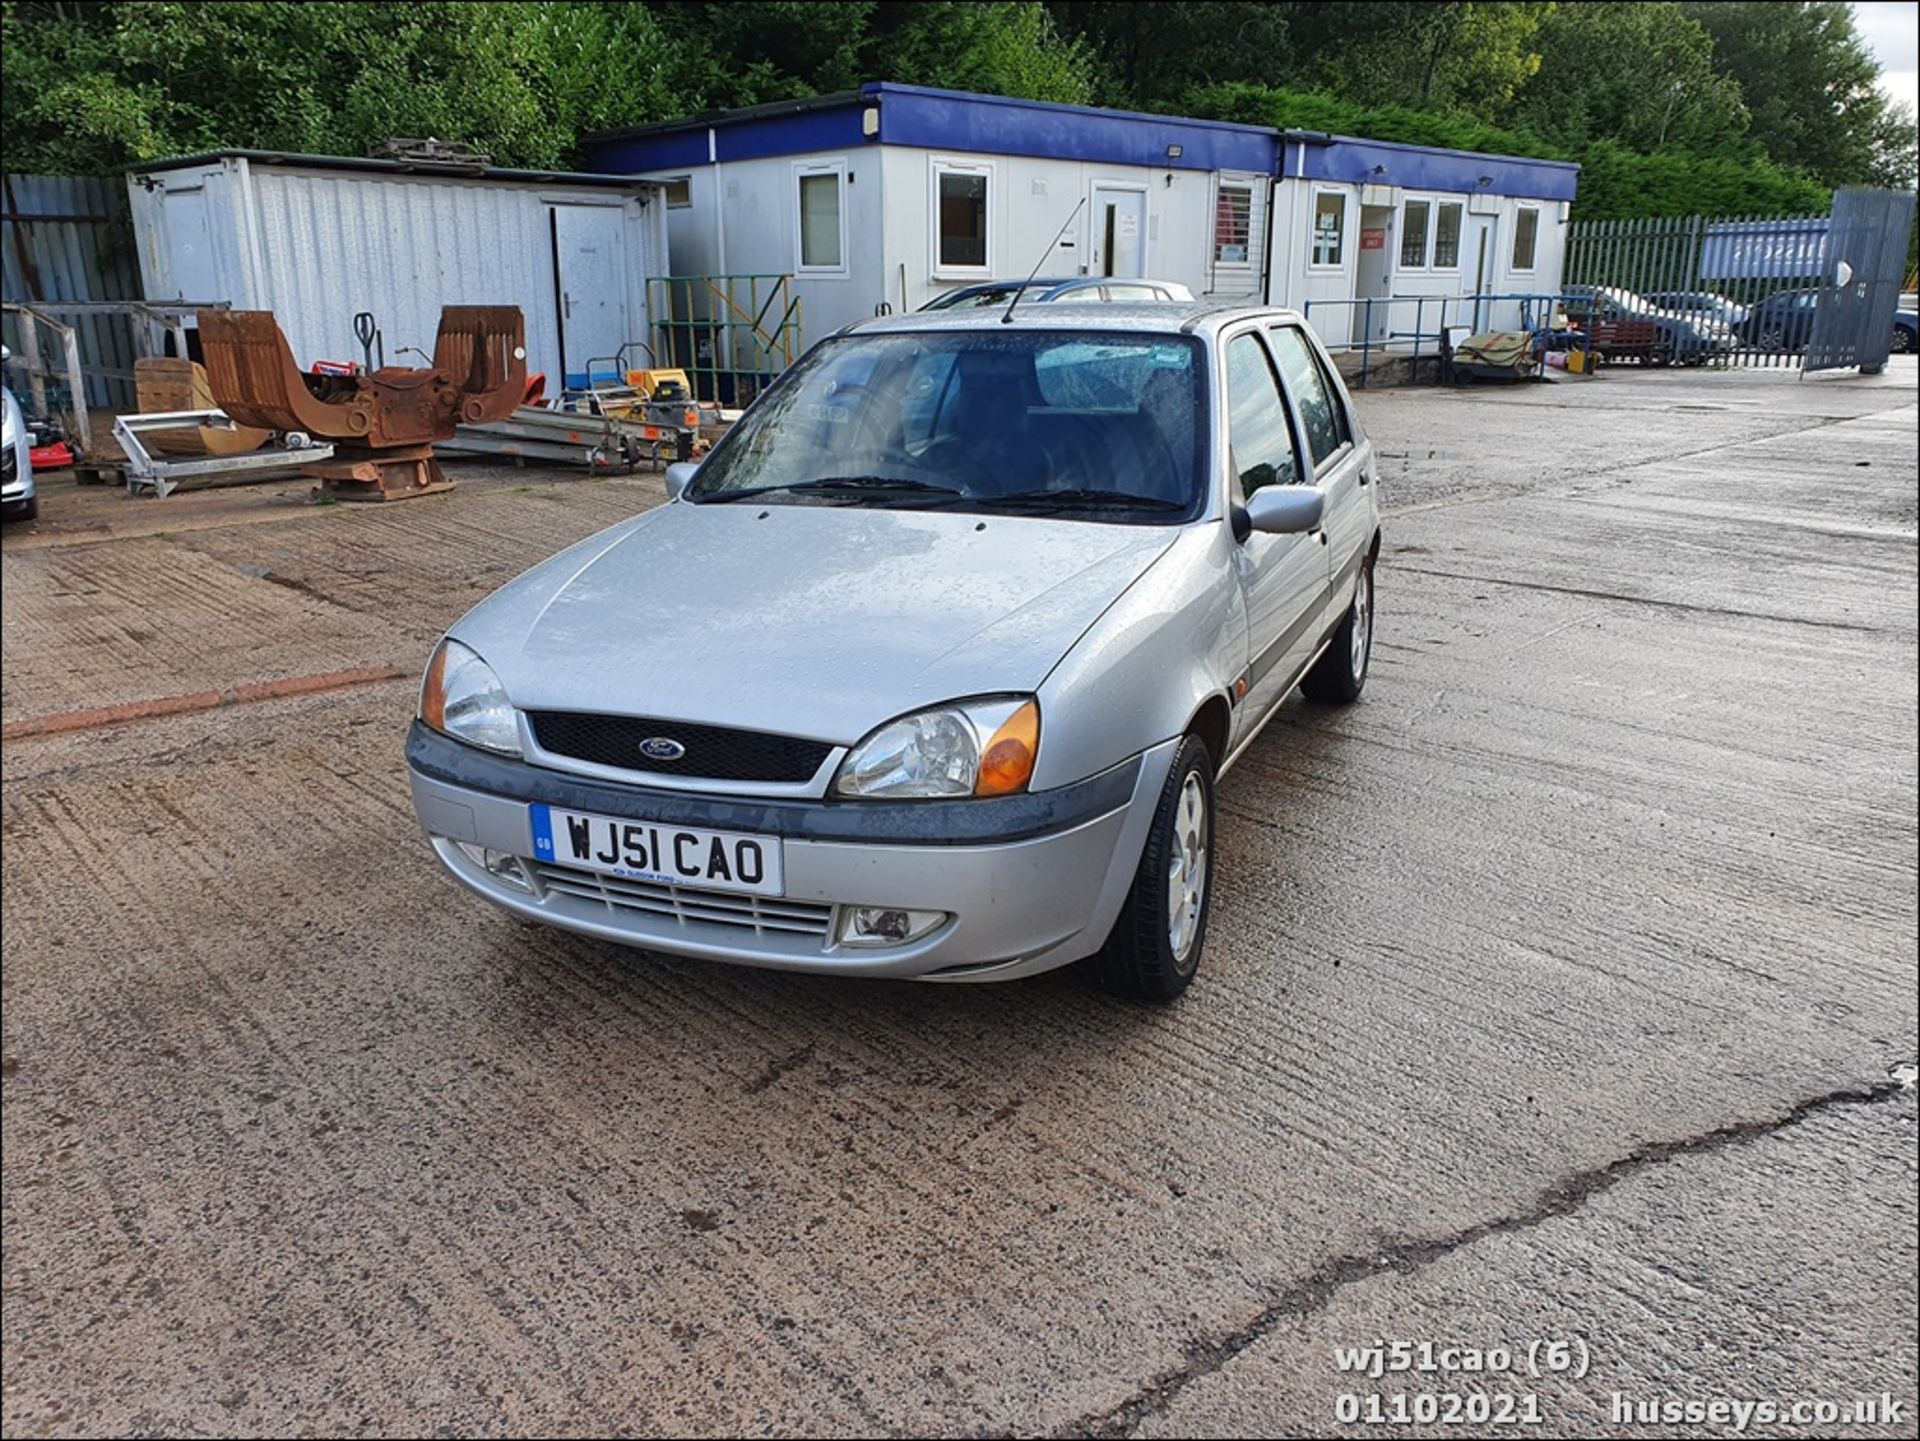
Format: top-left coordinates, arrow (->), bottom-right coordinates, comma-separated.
922,276 -> 1195,311
1562,285 -> 1733,365
1737,288 -> 1823,350
1890,305 -> 1917,354
1644,290 -> 1749,328
407,304 -> 1380,1001
2,347 -> 37,523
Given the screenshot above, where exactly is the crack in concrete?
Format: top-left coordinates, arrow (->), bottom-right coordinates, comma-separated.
1388,565 -> 1893,634
1059,1079 -> 1910,1440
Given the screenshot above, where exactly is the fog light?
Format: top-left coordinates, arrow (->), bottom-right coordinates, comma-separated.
836,905 -> 947,948
453,840 -> 534,893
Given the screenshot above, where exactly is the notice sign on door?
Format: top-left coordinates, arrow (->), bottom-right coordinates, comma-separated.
1361,228 -> 1387,251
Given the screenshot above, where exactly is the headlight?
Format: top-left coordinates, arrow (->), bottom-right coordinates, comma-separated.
419,638 -> 521,755
833,696 -> 1039,799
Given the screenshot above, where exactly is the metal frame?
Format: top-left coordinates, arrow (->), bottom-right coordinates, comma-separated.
113,408 -> 333,498
3,299 -> 230,454
647,274 -> 802,406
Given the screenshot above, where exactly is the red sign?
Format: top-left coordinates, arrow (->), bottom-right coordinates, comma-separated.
1360,228 -> 1387,251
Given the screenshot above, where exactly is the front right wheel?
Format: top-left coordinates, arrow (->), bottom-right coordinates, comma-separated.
1090,734 -> 1215,1003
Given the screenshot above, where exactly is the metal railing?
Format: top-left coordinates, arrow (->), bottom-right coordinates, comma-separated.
1302,293 -> 1580,386
646,274 -> 803,407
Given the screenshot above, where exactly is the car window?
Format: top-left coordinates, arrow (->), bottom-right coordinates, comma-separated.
690,330 -> 1208,521
1104,285 -> 1161,302
1225,333 -> 1303,497
1267,326 -> 1350,470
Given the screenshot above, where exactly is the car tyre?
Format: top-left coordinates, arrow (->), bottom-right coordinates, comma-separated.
1090,734 -> 1214,1003
1302,558 -> 1374,704
4,495 -> 36,523
1892,327 -> 1914,354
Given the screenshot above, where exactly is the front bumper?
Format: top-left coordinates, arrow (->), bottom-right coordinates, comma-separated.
407,722 -> 1177,981
2,444 -> 31,503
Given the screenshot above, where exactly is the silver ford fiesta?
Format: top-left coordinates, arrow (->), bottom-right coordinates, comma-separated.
408,304 -> 1380,1000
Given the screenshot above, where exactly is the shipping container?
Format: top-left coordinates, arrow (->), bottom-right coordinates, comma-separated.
126,151 -> 668,390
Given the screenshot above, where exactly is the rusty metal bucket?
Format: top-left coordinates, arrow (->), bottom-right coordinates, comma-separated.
198,306 -> 526,499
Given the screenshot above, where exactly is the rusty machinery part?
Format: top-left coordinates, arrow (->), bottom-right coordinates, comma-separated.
198,306 -> 526,501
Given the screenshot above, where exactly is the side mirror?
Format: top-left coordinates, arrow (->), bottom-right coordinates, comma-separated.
1241,486 -> 1324,537
664,460 -> 700,500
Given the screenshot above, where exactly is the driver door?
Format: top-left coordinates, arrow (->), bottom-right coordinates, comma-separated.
1223,331 -> 1329,747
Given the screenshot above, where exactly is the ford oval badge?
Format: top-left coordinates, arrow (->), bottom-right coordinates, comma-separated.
638,737 -> 687,762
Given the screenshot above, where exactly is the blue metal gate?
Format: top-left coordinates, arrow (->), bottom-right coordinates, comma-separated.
1804,187 -> 1916,375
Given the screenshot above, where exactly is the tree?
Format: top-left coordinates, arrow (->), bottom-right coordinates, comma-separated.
1046,2 -> 1294,111
0,1 -> 690,172
1284,2 -> 1549,118
1508,2 -> 1748,154
1681,1 -> 1896,187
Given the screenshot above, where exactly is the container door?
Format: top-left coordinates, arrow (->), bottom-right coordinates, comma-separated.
551,204 -> 629,388
1090,187 -> 1147,279
160,182 -> 221,306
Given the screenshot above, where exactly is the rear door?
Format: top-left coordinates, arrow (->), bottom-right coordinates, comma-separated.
551,203 -> 629,387
1089,186 -> 1147,279
1223,330 -> 1329,743
1266,323 -> 1372,627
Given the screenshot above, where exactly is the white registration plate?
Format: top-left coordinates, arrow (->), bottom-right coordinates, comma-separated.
530,804 -> 784,897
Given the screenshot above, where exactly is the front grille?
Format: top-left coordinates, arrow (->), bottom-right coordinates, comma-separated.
528,711 -> 832,783
532,863 -> 834,938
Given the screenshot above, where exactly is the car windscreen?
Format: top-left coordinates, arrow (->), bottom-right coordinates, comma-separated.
687,330 -> 1207,523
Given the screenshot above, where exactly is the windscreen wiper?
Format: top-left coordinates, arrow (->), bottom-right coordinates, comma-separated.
699,476 -> 965,503
977,488 -> 1186,512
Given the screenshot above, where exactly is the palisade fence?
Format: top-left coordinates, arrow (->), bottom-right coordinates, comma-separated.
1,174 -> 143,408
1564,211 -> 1832,368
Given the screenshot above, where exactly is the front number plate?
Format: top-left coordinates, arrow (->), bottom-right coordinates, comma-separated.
530,804 -> 784,897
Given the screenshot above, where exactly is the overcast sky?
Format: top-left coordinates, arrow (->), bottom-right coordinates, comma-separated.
1854,0 -> 1918,114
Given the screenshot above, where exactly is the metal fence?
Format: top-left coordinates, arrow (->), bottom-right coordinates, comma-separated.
1,174 -> 142,408
1565,212 -> 1834,368
646,274 -> 802,407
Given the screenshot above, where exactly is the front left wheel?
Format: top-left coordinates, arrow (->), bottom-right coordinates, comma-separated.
1090,734 -> 1215,1003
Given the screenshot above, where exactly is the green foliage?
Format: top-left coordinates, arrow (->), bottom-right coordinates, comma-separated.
1286,2 -> 1550,115
1049,2 -> 1295,111
1681,1 -> 1908,188
1189,82 -> 1830,221
1510,2 -> 1748,155
0,0 -> 1905,221
1572,138 -> 1828,219
0,0 -> 688,172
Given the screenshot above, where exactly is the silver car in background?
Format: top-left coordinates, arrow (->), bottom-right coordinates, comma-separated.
2,346 -> 37,522
408,304 -> 1380,1000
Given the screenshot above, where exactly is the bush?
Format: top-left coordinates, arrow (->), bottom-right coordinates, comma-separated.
1185,82 -> 1831,221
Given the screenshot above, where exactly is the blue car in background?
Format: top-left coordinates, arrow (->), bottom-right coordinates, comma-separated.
1892,303 -> 1917,354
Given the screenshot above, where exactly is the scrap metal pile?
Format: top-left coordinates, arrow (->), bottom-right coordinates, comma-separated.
198,305 -> 527,500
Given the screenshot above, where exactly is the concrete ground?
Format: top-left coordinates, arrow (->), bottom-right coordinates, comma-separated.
2,360 -> 1915,1438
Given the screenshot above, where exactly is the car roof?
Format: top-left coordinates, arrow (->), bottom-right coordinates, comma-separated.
848,302 -> 1300,338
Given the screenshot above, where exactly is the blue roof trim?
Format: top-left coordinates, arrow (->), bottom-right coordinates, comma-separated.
1285,134 -> 1578,202
587,107 -> 874,172
581,84 -> 1578,201
868,83 -> 1272,172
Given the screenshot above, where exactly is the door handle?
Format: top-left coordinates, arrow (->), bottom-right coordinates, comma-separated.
563,292 -> 573,319
1357,468 -> 1371,487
